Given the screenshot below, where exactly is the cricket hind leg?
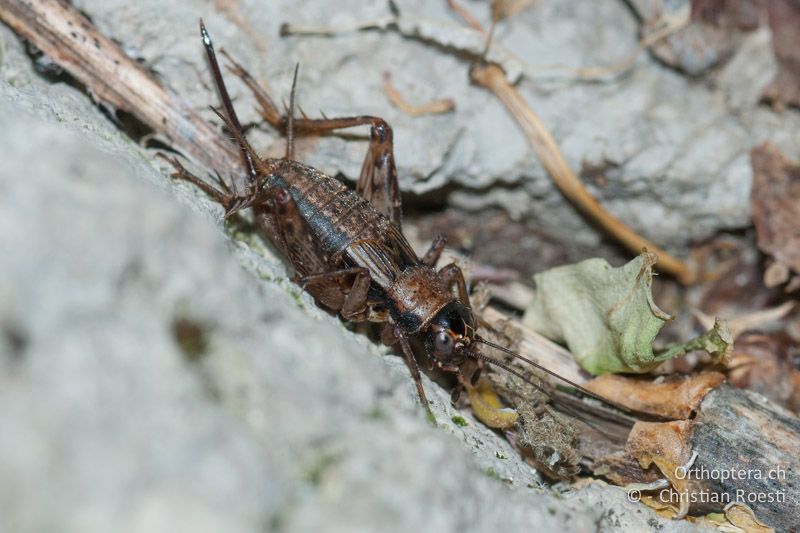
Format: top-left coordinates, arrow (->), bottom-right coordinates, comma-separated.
439,263 -> 471,307
298,267 -> 373,320
222,52 -> 403,227
421,235 -> 447,267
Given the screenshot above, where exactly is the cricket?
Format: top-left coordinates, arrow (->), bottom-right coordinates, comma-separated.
162,21 -> 609,417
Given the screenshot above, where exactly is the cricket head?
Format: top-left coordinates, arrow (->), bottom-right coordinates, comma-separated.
424,301 -> 477,369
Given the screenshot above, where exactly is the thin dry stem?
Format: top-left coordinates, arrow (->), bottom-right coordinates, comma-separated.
448,0 -> 688,82
447,0 -> 484,33
533,4 -> 690,81
470,63 -> 695,283
382,72 -> 455,116
213,0 -> 268,52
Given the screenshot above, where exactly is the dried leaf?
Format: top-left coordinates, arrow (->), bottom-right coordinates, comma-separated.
691,0 -> 761,29
524,253 -> 730,374
724,503 -> 775,533
626,420 -> 695,519
728,332 -> 800,413
639,0 -> 758,76
585,372 -> 725,419
658,317 -> 733,366
751,142 -> 800,285
762,0 -> 800,110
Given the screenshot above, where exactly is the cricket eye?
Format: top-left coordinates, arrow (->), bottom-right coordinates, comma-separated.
434,331 -> 454,355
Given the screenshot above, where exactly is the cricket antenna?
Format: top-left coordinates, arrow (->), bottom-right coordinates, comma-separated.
467,349 -> 629,438
286,63 -> 300,160
474,335 -> 631,414
470,350 -> 555,401
199,19 -> 258,184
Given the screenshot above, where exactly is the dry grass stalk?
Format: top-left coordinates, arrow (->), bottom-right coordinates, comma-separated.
382,72 -> 455,116
470,62 -> 695,283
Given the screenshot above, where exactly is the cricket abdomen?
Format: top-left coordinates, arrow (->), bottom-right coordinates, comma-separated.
268,159 -> 418,289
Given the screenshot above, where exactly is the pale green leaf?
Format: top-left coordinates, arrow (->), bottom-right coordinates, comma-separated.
523,253 -> 731,374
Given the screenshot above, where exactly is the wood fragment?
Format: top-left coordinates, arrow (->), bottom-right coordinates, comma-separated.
762,0 -> 800,110
686,385 -> 800,528
0,0 -> 241,184
469,62 -> 695,284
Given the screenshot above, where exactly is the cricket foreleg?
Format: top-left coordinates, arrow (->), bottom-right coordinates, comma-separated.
395,327 -> 433,417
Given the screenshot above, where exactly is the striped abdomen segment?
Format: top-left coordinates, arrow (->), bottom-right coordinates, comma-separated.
272,160 -> 418,288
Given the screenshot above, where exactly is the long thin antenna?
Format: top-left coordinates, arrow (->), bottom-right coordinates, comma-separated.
470,350 -> 554,400
200,19 -> 257,184
474,335 -> 630,414
468,350 -> 631,439
286,63 -> 300,160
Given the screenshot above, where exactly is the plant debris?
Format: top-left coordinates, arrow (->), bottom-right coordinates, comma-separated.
585,372 -> 725,419
629,0 -> 758,76
523,253 -> 731,374
751,142 -> 800,290
762,0 -> 800,110
382,72 -> 455,117
466,378 -> 519,429
469,64 -> 694,283
727,331 -> 800,413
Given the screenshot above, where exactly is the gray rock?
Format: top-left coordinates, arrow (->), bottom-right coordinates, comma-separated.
61,0 -> 800,253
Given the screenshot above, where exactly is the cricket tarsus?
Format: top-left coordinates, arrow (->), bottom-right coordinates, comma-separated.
165,22 -> 621,424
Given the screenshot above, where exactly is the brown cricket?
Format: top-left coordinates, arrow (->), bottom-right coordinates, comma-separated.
164,21 -> 610,415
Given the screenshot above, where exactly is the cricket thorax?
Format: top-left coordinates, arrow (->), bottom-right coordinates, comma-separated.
384,266 -> 454,333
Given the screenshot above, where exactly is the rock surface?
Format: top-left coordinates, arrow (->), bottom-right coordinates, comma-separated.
0,0 -> 751,530
50,0 -> 800,254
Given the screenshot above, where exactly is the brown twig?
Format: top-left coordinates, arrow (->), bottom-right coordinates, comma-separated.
0,0 -> 241,182
447,0 -> 484,33
491,0 -> 534,21
470,63 -> 695,284
382,72 -> 455,116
